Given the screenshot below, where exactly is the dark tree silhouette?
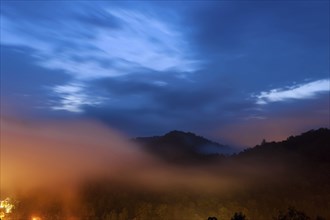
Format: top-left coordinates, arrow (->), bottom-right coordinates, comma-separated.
231,212 -> 246,220
274,207 -> 311,220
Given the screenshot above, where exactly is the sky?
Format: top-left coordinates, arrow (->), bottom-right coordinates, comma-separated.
1,1 -> 329,147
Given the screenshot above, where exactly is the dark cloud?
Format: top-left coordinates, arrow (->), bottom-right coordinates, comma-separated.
94,76 -> 164,96
79,70 -> 252,139
91,70 -> 236,111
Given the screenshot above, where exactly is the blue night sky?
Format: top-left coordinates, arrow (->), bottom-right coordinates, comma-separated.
1,1 -> 329,147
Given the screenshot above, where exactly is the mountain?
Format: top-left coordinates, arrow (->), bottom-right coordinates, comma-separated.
134,128 -> 330,167
234,128 -> 330,183
134,130 -> 234,164
237,128 -> 330,161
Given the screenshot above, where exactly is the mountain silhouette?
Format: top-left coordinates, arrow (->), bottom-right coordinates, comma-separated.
134,130 -> 233,164
134,128 -> 330,167
234,128 -> 330,183
238,128 -> 330,161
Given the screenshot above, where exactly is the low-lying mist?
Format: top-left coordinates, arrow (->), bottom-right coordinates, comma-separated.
1,115 -> 329,219
1,116 -> 243,193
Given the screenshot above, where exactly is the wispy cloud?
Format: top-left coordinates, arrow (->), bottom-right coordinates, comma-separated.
1,8 -> 200,79
1,6 -> 201,112
51,83 -> 105,113
254,79 -> 330,105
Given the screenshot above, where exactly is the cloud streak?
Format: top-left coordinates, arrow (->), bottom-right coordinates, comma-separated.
51,83 -> 105,113
254,79 -> 330,105
1,5 -> 201,112
1,7 -> 200,79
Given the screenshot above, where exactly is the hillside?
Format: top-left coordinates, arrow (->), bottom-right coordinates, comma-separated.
236,128 -> 330,167
134,130 -> 233,164
134,128 -> 330,167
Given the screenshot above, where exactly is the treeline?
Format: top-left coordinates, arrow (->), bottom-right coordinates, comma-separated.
7,171 -> 330,220
72,179 -> 330,220
210,208 -> 326,220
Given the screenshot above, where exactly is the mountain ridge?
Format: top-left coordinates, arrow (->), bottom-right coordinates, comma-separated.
134,128 -> 330,165
134,130 -> 233,164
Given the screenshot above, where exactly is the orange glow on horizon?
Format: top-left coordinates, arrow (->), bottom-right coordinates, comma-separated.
216,113 -> 329,147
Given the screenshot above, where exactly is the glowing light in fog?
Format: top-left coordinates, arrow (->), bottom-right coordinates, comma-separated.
0,198 -> 14,218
